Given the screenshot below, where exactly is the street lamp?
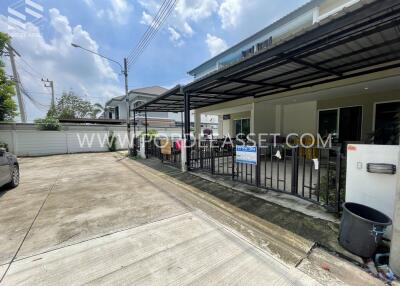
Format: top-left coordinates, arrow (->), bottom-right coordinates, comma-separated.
71,43 -> 135,155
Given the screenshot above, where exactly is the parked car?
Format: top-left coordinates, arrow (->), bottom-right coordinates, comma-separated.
0,148 -> 19,189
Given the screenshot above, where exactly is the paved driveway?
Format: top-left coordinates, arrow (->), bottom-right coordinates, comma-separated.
0,153 -> 320,285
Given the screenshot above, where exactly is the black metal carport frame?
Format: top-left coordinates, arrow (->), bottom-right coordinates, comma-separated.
132,0 -> 400,168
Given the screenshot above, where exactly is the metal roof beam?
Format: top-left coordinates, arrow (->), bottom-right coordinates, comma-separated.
289,57 -> 342,76
218,77 -> 290,89
192,91 -> 254,97
184,0 -> 400,93
255,61 -> 400,98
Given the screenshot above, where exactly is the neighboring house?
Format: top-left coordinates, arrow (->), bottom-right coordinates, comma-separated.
105,86 -> 219,131
105,86 -> 168,120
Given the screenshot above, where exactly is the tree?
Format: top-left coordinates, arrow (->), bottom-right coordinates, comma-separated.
55,91 -> 94,119
0,32 -> 18,122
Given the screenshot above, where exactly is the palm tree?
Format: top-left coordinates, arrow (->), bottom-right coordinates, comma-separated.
91,103 -> 105,119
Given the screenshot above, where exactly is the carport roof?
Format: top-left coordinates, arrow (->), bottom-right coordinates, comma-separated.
133,0 -> 400,113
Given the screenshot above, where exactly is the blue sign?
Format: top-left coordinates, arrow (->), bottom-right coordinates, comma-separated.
236,146 -> 257,165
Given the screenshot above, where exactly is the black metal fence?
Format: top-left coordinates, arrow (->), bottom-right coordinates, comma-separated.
188,141 -> 344,213
146,139 -> 182,169
144,138 -> 344,212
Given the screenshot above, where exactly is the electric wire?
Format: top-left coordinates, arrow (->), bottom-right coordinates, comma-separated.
126,0 -> 172,63
18,56 -> 44,78
17,70 -> 51,111
128,0 -> 177,68
127,0 -> 177,70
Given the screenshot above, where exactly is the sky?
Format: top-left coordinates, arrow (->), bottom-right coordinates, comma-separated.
0,0 -> 308,121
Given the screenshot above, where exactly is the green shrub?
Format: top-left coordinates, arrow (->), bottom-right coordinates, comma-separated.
316,159 -> 346,210
139,129 -> 158,139
0,142 -> 8,151
34,117 -> 61,131
108,132 -> 117,152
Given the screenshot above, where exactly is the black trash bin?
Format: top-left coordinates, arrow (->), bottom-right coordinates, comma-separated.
339,202 -> 392,258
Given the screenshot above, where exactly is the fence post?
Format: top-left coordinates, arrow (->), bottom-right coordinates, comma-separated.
211,142 -> 215,175
291,147 -> 298,195
199,143 -> 203,169
232,145 -> 235,180
256,144 -> 261,187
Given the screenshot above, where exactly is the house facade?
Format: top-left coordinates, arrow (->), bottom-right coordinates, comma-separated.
105,86 -> 169,120
106,86 -> 219,132
187,0 -> 400,145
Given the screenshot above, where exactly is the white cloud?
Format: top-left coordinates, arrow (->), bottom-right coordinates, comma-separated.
83,0 -> 94,7
216,0 -> 310,37
107,0 -> 134,25
168,27 -> 184,47
140,11 -> 154,27
139,0 -> 218,44
218,0 -> 242,29
85,0 -> 133,25
205,33 -> 228,57
174,0 -> 219,22
0,8 -> 123,121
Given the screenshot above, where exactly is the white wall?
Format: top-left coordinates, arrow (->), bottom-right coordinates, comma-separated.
0,124 -> 183,157
0,130 -> 128,156
283,101 -> 317,135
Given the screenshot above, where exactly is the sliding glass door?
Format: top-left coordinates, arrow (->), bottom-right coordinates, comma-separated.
374,101 -> 400,145
234,118 -> 250,138
318,106 -> 362,143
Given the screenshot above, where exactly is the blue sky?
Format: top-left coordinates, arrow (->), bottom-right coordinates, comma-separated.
0,0 -> 308,121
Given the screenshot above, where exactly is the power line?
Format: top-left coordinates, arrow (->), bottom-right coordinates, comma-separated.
18,56 -> 44,78
18,63 -> 44,81
127,0 -> 171,63
127,0 -> 176,67
17,70 -> 51,111
127,0 -> 177,70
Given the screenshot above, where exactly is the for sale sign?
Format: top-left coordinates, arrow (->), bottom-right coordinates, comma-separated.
236,146 -> 257,165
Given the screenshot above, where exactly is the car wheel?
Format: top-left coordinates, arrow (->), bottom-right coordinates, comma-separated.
8,165 -> 19,188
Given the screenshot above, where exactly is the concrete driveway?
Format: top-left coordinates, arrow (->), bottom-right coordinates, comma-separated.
0,152 -> 323,285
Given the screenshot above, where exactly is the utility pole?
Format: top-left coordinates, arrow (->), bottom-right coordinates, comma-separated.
124,58 -> 131,153
6,44 -> 26,123
42,78 -> 55,108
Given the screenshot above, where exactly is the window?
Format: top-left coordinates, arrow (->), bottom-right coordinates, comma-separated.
115,106 -> 119,120
234,118 -> 250,138
374,101 -> 400,145
108,112 -> 112,119
318,109 -> 338,140
318,106 -> 362,143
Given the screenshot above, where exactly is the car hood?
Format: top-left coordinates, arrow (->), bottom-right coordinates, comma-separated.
5,152 -> 18,164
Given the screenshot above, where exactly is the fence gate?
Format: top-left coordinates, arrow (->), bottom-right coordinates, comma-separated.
188,140 -> 344,212
233,144 -> 344,212
189,140 -> 235,176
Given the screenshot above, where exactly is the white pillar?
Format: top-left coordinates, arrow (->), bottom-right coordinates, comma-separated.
250,103 -> 255,134
195,111 -> 201,138
181,139 -> 187,172
390,151 -> 400,276
275,105 -> 283,134
138,136 -> 146,159
218,115 -> 223,138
